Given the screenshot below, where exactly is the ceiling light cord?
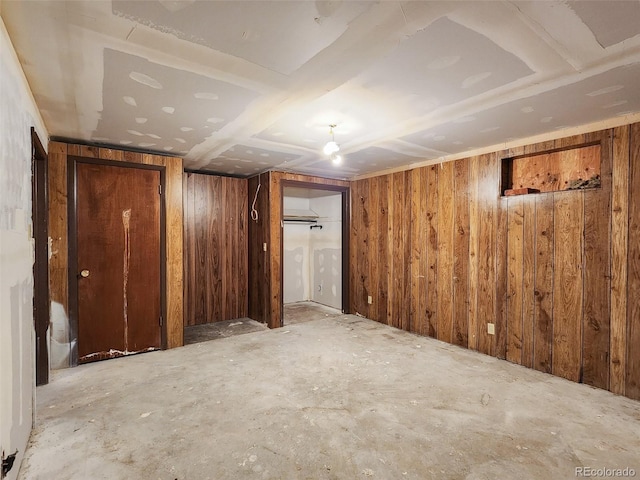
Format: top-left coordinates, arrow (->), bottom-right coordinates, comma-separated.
250,177 -> 261,222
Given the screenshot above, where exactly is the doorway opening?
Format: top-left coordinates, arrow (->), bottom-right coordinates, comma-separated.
281,184 -> 347,326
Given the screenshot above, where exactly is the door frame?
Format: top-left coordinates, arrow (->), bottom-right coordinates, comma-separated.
31,128 -> 49,385
67,156 -> 167,366
280,180 -> 350,326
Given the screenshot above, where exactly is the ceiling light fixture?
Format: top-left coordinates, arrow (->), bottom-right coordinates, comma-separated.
323,124 -> 340,156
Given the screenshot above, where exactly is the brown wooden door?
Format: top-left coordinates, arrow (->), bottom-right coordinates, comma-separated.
76,162 -> 161,363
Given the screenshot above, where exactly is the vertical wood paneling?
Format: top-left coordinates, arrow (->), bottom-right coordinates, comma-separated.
164,156 -> 184,348
368,178 -> 380,322
495,196 -> 509,360
436,163 -> 454,343
552,192 -> 584,382
48,142 -> 69,365
348,123 -> 639,401
453,160 -> 470,347
183,173 -> 248,325
627,123 -> 640,400
359,180 -> 371,317
425,165 -> 438,337
468,157 -> 480,350
610,125 -> 629,395
391,172 -> 407,330
477,154 -> 498,356
409,169 -> 427,335
533,194 -> 554,373
402,172 -> 412,332
521,197 -> 536,368
581,132 -> 611,389
378,175 -> 390,325
506,197 -> 524,364
210,175 -> 222,322
183,174 -> 195,327
248,174 -> 269,324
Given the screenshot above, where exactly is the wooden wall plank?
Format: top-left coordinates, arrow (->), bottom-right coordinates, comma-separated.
477,154 -> 498,356
506,197 -> 524,364
610,125 -> 630,395
163,156 -> 184,348
425,165 -> 438,338
521,197 -> 536,368
495,195 -> 509,360
368,178 -> 380,322
247,174 -> 268,324
183,173 -> 195,326
552,192 -> 584,382
436,163 -> 454,343
468,157 -> 479,350
582,132 -> 612,389
193,174 -> 207,324
402,171 -> 412,332
378,175 -> 390,325
359,180 -> 371,317
627,122 -> 640,400
417,168 -> 428,336
349,180 -> 360,314
48,142 -> 69,365
238,178 -> 248,318
409,169 -> 425,335
533,194 -> 554,373
453,160 -> 470,347
391,172 -> 407,330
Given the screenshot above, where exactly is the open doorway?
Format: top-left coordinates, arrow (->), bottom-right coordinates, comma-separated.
282,184 -> 347,326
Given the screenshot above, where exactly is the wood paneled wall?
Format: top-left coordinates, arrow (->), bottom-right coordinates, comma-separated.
48,142 -> 184,355
183,172 -> 248,325
350,123 -> 640,400
248,171 -> 350,328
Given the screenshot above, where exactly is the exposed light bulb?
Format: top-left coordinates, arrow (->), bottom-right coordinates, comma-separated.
331,153 -> 342,165
323,141 -> 340,156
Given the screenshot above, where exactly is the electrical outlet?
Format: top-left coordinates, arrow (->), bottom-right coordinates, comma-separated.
367,295 -> 373,305
487,323 -> 495,335
263,242 -> 267,252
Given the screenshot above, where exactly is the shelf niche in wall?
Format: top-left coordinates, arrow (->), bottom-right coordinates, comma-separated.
501,142 -> 601,196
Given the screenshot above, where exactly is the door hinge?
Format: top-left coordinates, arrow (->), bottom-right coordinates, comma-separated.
158,184 -> 162,195
159,315 -> 163,327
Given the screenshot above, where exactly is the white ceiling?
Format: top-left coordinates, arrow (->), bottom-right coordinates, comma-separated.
2,0 -> 640,179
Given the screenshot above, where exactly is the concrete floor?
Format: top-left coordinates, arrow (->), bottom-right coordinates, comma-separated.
284,301 -> 343,325
184,318 -> 268,345
20,314 -> 640,480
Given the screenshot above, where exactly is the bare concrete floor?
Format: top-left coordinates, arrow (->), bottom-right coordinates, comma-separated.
284,301 -> 342,325
184,318 -> 268,345
20,315 -> 640,480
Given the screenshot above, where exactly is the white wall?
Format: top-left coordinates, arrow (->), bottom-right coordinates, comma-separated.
283,196 -> 311,303
282,191 -> 342,310
309,193 -> 342,310
0,18 -> 48,480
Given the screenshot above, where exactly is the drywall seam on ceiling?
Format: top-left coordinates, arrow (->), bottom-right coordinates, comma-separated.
506,0 -> 603,70
344,51 -> 640,153
351,111 -> 640,181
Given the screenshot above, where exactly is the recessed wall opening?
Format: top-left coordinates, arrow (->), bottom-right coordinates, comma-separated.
282,186 -> 344,326
501,142 -> 602,196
